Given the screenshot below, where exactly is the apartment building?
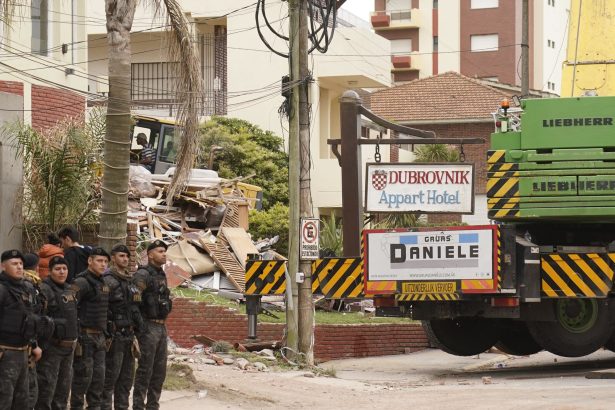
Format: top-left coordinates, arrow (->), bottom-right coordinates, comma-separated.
371,0 -> 569,94
0,1 -> 89,250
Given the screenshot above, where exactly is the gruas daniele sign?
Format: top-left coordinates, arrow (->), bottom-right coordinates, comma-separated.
365,163 -> 474,213
363,226 -> 496,282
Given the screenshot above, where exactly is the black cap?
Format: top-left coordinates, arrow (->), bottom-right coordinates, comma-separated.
23,253 -> 39,270
1,249 -> 24,263
111,244 -> 131,256
89,247 -> 110,260
49,256 -> 68,271
147,240 -> 168,252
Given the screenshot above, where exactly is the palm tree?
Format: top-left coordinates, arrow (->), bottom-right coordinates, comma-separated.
100,0 -> 202,251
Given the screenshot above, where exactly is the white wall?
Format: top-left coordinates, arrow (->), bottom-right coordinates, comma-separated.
438,0 -> 461,73
537,0 -> 570,94
462,194 -> 489,225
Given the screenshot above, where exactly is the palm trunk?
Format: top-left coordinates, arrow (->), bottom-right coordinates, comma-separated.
100,0 -> 137,252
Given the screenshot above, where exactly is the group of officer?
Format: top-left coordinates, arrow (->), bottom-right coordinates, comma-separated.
0,239 -> 172,410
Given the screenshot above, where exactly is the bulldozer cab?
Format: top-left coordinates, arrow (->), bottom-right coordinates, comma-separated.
130,115 -> 180,174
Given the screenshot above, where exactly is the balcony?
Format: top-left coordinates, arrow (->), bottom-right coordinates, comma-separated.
371,9 -> 420,30
391,55 -> 411,69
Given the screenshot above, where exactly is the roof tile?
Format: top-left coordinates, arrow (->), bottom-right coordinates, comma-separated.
370,71 -> 512,122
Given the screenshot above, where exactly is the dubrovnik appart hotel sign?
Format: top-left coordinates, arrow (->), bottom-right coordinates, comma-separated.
365,163 -> 475,214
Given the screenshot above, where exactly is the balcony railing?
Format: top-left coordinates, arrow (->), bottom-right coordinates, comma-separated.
130,32 -> 227,116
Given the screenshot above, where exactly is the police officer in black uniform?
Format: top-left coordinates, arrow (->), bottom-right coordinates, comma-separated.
35,256 -> 78,410
70,247 -> 110,410
132,240 -> 172,410
101,244 -> 143,410
0,250 -> 53,410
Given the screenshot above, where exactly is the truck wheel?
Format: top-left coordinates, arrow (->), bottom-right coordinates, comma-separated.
422,318 -> 500,356
495,322 -> 542,356
527,299 -> 613,357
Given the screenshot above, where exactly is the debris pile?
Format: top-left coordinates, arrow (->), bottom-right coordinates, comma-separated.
167,340 -> 278,372
128,166 -> 284,294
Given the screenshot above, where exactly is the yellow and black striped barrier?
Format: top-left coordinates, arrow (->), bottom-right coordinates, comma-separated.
396,293 -> 460,301
244,260 -> 286,296
488,197 -> 520,219
541,253 -> 615,298
312,257 -> 364,299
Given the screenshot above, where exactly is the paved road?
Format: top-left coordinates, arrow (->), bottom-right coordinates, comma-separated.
160,348 -> 615,409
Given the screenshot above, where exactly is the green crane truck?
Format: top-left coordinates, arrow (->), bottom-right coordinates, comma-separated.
365,96 -> 615,358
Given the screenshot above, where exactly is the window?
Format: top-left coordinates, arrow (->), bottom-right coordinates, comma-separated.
470,34 -> 499,52
433,36 -> 439,52
390,39 -> 412,55
31,0 -> 49,55
387,0 -> 411,21
547,39 -> 555,48
433,0 -> 438,9
547,0 -> 555,6
471,0 -> 499,9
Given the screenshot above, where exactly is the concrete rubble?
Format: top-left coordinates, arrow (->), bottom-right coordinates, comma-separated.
128,166 -> 284,296
167,342 -> 270,372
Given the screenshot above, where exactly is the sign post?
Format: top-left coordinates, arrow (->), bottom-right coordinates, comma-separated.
300,218 -> 319,261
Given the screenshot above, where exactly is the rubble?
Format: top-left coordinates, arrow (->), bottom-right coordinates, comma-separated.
129,167 -> 280,296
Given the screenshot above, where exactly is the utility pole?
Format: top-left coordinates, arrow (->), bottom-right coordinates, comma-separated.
297,0 -> 314,365
521,0 -> 529,97
286,0 -> 300,355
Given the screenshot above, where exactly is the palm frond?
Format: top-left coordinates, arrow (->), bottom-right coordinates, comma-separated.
153,0 -> 203,202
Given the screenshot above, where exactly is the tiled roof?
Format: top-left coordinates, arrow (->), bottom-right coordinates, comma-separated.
369,71 -> 512,123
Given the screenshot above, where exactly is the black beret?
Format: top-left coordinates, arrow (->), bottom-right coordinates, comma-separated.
23,253 -> 39,270
111,244 -> 131,256
49,256 -> 68,270
147,240 -> 168,252
1,249 -> 24,263
89,247 -> 110,260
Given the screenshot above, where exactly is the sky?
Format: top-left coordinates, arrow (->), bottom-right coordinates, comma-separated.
340,0 -> 373,22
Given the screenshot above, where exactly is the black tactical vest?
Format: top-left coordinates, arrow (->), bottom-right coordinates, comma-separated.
105,272 -> 142,330
42,278 -> 78,340
74,271 -> 109,330
0,274 -> 39,347
139,265 -> 172,320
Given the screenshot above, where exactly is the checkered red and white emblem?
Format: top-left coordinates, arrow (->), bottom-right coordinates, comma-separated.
371,170 -> 387,190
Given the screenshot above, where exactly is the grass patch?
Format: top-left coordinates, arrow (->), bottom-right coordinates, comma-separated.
163,363 -> 204,391
172,288 -> 413,325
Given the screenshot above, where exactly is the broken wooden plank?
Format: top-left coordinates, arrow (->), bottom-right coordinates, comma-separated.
222,227 -> 259,268
200,240 -> 245,292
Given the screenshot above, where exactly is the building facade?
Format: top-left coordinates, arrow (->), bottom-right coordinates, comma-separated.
85,1 -> 391,218
0,1 -> 89,129
371,0 -> 570,94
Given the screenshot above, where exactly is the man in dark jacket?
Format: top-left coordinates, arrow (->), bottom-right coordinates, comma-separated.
101,244 -> 143,410
132,240 -> 171,410
70,248 -> 110,410
35,256 -> 78,410
58,226 -> 91,283
0,250 -> 53,410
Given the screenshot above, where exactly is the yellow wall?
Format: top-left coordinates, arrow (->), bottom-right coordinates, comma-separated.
561,0 -> 615,97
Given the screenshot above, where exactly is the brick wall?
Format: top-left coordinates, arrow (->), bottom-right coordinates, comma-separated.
31,84 -> 85,131
167,298 -> 429,361
0,80 -> 24,96
415,122 -> 492,194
